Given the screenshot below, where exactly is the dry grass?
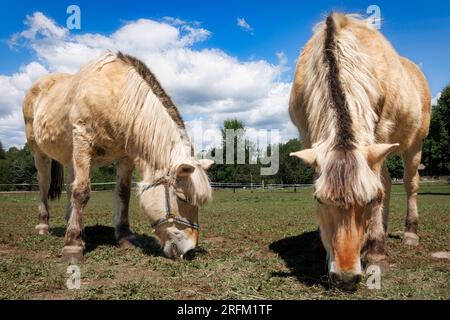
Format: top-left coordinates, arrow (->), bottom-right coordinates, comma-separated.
0,183 -> 449,299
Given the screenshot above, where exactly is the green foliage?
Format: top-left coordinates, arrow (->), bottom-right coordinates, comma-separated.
386,156 -> 404,179
273,139 -> 314,184
1,83 -> 449,189
0,140 -> 6,159
0,140 -> 12,190
0,141 -> 117,191
207,118 -> 256,183
91,165 -> 117,190
0,159 -> 13,189
0,144 -> 37,190
423,84 -> 450,176
206,119 -> 314,184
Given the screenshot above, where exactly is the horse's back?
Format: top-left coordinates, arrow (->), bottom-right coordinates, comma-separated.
23,73 -> 73,161
399,57 -> 431,138
23,53 -> 132,165
344,19 -> 431,142
290,14 -> 431,150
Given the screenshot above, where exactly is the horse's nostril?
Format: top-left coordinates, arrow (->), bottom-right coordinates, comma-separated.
329,272 -> 361,291
181,249 -> 196,260
170,243 -> 178,258
329,272 -> 341,287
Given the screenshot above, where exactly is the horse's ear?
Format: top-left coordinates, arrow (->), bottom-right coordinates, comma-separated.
289,149 -> 317,167
199,159 -> 215,171
175,162 -> 196,177
364,143 -> 400,168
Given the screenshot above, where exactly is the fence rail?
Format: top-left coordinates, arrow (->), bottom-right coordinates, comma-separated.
0,179 -> 447,193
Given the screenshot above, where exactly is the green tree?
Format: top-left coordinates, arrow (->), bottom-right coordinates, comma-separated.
6,144 -> 37,190
423,84 -> 450,176
386,156 -> 404,180
273,139 -> 315,184
91,164 -> 117,190
0,140 -> 6,159
208,118 -> 250,183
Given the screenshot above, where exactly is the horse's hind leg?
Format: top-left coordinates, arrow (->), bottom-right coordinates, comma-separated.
114,158 -> 136,248
35,154 -> 52,235
62,134 -> 92,263
402,142 -> 422,246
65,165 -> 74,222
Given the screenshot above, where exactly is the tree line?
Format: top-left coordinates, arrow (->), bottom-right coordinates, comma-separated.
0,84 -> 448,190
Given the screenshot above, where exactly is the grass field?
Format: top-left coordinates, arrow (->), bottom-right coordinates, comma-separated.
0,183 -> 449,300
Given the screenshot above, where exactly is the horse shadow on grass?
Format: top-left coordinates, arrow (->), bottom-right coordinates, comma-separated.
418,192 -> 450,196
269,230 -> 329,288
50,225 -> 162,256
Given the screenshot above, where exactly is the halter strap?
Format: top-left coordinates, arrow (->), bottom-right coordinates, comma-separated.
141,174 -> 200,230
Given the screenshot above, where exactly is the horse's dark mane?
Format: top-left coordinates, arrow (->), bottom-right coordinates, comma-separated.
324,14 -> 356,150
117,52 -> 185,129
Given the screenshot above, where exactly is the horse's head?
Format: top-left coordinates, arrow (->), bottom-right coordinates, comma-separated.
138,159 -> 214,259
291,143 -> 398,290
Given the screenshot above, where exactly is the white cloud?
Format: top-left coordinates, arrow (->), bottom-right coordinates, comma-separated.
0,12 -> 294,152
237,17 -> 254,34
431,92 -> 441,106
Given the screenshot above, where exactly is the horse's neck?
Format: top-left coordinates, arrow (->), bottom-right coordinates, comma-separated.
119,71 -> 193,170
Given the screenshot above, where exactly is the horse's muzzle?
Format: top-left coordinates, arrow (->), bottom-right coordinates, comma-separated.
181,248 -> 196,260
329,271 -> 362,291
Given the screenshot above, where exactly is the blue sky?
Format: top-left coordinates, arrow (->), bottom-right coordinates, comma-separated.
1,0 -> 449,93
0,0 -> 449,148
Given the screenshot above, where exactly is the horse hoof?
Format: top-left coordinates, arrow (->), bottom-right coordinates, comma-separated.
118,235 -> 139,249
35,224 -> 49,235
364,253 -> 390,273
403,232 -> 419,246
62,246 -> 84,264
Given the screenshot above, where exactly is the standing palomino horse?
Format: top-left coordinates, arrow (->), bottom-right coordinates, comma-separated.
289,13 -> 431,290
23,52 -> 214,263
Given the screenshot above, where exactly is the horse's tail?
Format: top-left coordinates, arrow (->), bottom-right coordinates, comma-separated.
323,13 -> 379,149
48,160 -> 64,200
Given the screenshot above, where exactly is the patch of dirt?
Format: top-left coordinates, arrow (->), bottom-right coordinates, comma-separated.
0,243 -> 54,261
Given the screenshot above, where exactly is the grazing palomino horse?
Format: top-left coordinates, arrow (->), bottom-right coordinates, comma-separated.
23,52 -> 214,263
289,13 -> 430,290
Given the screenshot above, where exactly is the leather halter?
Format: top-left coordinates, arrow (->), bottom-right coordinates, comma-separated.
140,174 -> 200,230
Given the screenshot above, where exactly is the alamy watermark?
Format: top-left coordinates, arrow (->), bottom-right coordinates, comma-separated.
66,5 -> 81,30
366,265 -> 381,290
189,125 -> 280,176
66,265 -> 81,289
367,5 -> 381,30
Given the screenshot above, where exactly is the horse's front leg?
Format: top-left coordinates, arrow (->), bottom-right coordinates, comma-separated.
114,158 -> 136,248
62,136 -> 92,263
362,163 -> 390,271
402,142 -> 422,246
